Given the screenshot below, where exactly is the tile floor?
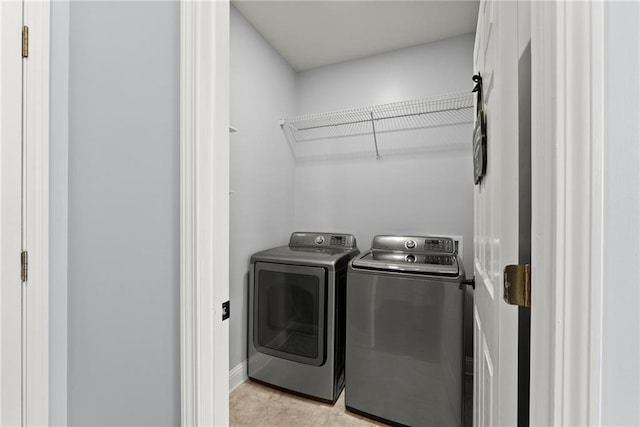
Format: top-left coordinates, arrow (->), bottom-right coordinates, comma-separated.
229,380 -> 385,427
230,376 -> 473,427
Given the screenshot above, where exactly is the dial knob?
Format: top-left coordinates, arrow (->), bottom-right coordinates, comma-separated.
405,254 -> 416,263
405,240 -> 417,250
315,236 -> 325,245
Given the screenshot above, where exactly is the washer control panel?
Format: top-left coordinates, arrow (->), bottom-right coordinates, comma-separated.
372,235 -> 457,255
405,240 -> 417,250
424,238 -> 454,253
424,254 -> 456,265
359,235 -> 460,275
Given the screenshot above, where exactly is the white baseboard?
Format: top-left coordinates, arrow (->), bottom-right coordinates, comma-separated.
229,360 -> 248,393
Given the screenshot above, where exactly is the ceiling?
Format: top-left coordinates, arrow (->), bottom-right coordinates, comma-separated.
232,0 -> 479,72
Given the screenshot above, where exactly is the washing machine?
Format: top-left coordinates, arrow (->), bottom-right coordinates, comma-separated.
248,232 -> 359,402
346,235 -> 466,426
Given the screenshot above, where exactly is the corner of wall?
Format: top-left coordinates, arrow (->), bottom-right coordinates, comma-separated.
229,360 -> 248,393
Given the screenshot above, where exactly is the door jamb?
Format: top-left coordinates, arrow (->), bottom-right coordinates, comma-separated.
180,0 -> 230,425
181,0 -> 606,425
530,1 -> 603,424
3,0 -> 51,424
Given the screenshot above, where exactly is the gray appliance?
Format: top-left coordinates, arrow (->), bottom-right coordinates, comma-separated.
248,232 -> 359,402
346,235 -> 465,426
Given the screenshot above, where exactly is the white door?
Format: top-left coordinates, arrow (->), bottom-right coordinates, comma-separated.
472,1 -> 522,425
0,1 -> 25,424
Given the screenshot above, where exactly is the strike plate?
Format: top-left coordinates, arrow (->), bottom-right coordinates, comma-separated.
503,264 -> 531,308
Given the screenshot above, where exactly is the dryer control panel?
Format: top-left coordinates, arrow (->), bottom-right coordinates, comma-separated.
289,232 -> 357,250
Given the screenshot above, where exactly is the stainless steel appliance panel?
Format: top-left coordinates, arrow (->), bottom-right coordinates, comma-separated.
249,264 -> 339,400
346,268 -> 463,426
248,233 -> 358,402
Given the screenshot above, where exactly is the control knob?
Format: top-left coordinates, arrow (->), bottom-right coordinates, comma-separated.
315,236 -> 325,245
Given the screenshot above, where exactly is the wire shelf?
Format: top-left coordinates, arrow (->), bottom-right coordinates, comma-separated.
280,91 -> 474,160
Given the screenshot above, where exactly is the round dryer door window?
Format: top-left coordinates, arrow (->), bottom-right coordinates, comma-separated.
253,262 -> 327,366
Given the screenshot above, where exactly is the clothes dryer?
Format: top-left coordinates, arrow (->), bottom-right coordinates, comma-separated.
248,232 -> 359,402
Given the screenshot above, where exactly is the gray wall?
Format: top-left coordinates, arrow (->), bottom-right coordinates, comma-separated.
602,1 -> 640,424
294,34 -> 475,275
67,2 -> 180,425
229,6 -> 297,370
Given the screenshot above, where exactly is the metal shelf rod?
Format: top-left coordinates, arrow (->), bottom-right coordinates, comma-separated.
370,112 -> 380,159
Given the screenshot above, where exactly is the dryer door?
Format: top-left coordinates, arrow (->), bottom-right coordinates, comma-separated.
253,262 -> 327,366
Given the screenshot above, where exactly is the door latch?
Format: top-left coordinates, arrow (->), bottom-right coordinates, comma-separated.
222,301 -> 230,321
503,264 -> 531,308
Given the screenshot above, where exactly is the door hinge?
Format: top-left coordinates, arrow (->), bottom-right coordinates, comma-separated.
222,301 -> 230,321
22,25 -> 29,58
21,251 -> 28,282
503,264 -> 531,308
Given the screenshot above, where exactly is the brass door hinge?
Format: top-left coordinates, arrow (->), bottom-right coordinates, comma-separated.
503,264 -> 530,308
21,251 -> 28,282
22,26 -> 29,58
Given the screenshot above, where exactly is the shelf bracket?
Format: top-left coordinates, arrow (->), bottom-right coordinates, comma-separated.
370,112 -> 380,159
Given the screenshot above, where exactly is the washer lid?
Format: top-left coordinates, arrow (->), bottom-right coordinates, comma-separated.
352,250 -> 460,276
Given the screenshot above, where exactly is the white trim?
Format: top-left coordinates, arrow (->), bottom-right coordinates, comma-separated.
48,0 -> 69,424
180,0 -> 230,426
229,361 -> 248,393
530,1 -> 603,425
22,0 -> 50,425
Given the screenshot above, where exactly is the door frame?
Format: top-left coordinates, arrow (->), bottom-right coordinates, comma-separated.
180,0 -> 230,425
530,1 -> 603,425
0,0 -> 50,424
182,0 -> 605,425
22,1 -> 51,423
